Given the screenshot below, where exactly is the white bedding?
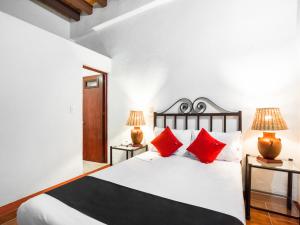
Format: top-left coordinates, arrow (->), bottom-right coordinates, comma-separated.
18,151 -> 245,225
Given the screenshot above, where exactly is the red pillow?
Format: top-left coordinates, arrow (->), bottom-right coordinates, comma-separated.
187,128 -> 226,163
151,127 -> 183,157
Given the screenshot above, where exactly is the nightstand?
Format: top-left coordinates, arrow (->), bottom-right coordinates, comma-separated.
245,154 -> 300,222
110,144 -> 148,166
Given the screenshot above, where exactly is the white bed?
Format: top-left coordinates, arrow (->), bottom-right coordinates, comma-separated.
18,151 -> 245,225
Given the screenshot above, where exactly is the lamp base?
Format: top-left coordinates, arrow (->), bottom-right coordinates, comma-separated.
256,156 -> 283,164
258,132 -> 282,160
131,126 -> 143,146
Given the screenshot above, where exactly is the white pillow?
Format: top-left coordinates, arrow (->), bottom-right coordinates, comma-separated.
150,127 -> 192,156
192,130 -> 242,162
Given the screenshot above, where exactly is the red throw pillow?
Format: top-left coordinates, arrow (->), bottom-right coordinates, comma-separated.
187,128 -> 226,163
151,127 -> 183,157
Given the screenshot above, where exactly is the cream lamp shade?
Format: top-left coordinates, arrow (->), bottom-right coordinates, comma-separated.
126,111 -> 146,127
251,108 -> 288,131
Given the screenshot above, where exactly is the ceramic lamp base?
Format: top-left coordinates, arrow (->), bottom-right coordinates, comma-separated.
258,132 -> 282,160
131,126 -> 143,146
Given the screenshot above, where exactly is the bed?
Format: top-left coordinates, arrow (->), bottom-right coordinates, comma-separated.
17,97 -> 245,225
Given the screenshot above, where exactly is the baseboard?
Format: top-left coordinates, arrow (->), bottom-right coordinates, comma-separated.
0,164 -> 110,217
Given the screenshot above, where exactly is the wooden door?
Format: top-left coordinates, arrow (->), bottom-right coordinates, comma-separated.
83,75 -> 107,163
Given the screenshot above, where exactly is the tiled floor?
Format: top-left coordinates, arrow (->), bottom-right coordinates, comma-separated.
83,160 -> 108,174
246,208 -> 299,225
1,219 -> 16,225
246,192 -> 299,225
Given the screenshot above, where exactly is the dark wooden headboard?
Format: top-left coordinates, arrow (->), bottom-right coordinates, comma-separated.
153,97 -> 242,132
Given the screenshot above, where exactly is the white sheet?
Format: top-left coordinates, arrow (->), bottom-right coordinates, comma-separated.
18,152 -> 245,225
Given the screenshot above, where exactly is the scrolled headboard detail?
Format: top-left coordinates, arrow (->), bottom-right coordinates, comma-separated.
154,97 -> 242,132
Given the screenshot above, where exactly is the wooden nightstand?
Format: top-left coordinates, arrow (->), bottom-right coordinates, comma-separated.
110,144 -> 148,166
245,154 -> 300,222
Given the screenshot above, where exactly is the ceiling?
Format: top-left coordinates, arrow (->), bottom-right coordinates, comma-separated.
36,0 -> 107,21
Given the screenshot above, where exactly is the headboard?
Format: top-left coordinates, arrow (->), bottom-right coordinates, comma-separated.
153,97 -> 242,132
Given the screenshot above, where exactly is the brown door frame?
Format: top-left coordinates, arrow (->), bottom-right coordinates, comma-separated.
82,65 -> 108,163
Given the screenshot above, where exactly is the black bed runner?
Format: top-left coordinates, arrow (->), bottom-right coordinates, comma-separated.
47,176 -> 243,225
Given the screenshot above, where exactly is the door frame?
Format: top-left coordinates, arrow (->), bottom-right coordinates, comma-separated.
82,65 -> 108,163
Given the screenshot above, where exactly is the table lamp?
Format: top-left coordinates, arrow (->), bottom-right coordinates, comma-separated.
126,110 -> 146,146
251,108 -> 288,162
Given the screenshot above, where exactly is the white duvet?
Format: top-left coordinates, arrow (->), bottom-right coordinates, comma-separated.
18,152 -> 245,225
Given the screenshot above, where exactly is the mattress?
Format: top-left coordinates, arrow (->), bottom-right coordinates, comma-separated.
17,151 -> 245,225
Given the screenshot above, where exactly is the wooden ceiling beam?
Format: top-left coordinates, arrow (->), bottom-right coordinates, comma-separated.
96,0 -> 107,7
62,0 -> 93,15
84,0 -> 96,5
37,0 -> 80,21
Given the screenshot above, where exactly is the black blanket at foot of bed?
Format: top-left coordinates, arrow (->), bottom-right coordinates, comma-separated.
47,176 -> 243,225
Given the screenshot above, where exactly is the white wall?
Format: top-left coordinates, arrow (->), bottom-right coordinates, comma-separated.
75,0 -> 300,200
296,0 -> 300,204
0,12 -> 111,206
0,0 -> 71,39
